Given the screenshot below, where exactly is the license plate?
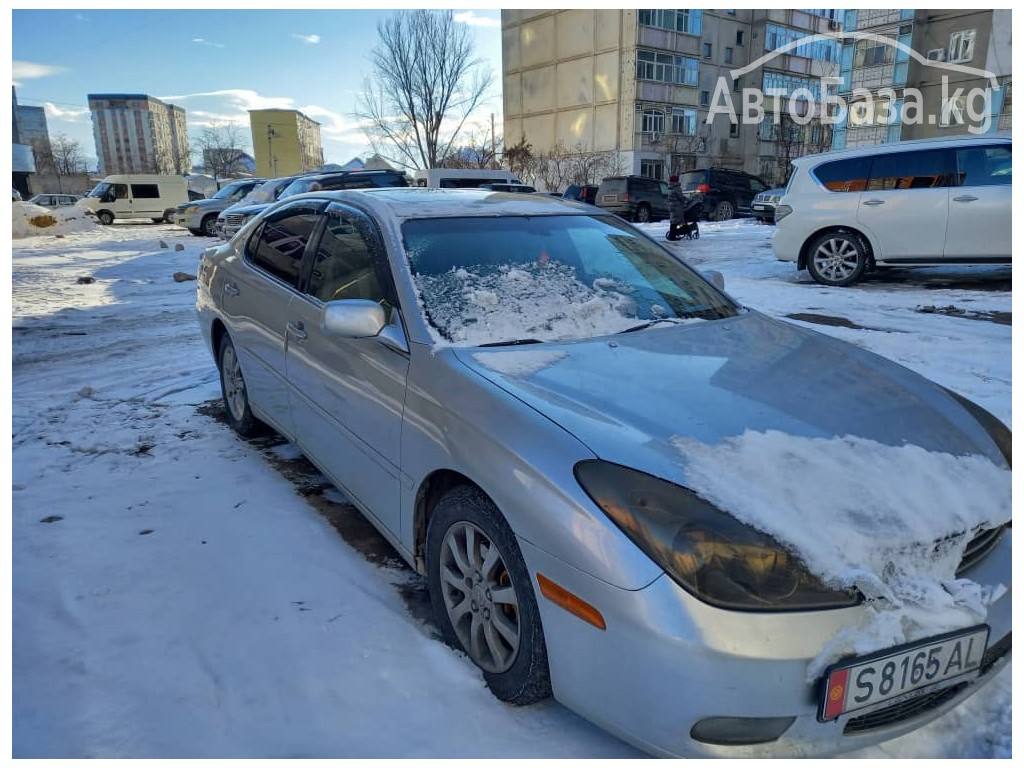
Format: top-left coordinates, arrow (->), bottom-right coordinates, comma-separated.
752,204 -> 768,211
819,625 -> 989,721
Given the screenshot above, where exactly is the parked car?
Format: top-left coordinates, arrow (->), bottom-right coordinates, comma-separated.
216,174 -> 308,239
27,193 -> 81,208
773,134 -> 1012,287
197,188 -> 1010,759
595,175 -> 669,222
12,187 -> 23,202
562,184 -> 599,205
751,187 -> 786,223
478,183 -> 537,193
172,178 -> 266,236
678,167 -> 772,221
216,169 -> 408,240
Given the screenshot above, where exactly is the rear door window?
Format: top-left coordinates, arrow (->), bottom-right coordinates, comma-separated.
245,207 -> 321,288
867,149 -> 954,190
679,171 -> 707,191
811,157 -> 871,192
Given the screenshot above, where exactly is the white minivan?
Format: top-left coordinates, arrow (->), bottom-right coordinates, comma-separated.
772,134 -> 1011,286
82,174 -> 190,225
412,168 -> 523,188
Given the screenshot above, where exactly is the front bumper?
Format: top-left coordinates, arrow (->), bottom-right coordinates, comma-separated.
520,526 -> 1011,758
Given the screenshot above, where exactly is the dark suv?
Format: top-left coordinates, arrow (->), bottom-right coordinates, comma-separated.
216,170 -> 408,239
679,168 -> 771,221
595,176 -> 669,222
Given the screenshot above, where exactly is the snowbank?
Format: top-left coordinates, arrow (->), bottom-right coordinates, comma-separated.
12,201 -> 100,238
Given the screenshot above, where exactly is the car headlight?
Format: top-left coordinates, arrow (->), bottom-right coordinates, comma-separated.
774,204 -> 792,222
183,205 -> 199,215
575,460 -> 860,611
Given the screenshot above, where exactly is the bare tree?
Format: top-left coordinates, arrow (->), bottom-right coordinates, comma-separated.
49,133 -> 86,177
504,137 -> 534,183
356,10 -> 493,170
439,125 -> 502,169
192,123 -> 246,189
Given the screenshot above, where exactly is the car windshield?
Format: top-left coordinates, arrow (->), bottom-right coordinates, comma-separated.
403,214 -> 738,346
86,182 -> 109,198
210,183 -> 248,201
279,177 -> 320,197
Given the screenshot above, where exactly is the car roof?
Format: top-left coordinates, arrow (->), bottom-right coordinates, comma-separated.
299,187 -> 594,220
793,132 -> 1012,167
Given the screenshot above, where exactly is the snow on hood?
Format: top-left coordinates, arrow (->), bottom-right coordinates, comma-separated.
13,202 -> 99,238
672,429 -> 1011,677
472,349 -> 569,376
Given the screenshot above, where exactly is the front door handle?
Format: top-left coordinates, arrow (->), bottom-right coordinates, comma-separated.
287,321 -> 308,340
953,195 -> 979,203
223,282 -> 240,296
862,199 -> 885,206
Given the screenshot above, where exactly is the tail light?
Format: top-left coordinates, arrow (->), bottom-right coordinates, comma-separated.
697,184 -> 711,194
621,193 -> 630,201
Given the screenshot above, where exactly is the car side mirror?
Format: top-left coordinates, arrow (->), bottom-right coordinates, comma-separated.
703,270 -> 725,290
322,300 -> 386,338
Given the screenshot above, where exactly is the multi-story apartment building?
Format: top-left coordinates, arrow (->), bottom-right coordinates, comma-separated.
88,93 -> 191,175
833,9 -> 1011,148
501,9 -> 842,186
15,103 -> 53,173
248,109 -> 324,178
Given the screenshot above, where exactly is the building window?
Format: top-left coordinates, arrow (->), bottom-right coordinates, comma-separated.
939,91 -> 967,127
736,30 -> 745,45
640,159 -> 664,180
763,71 -> 822,100
729,122 -> 740,138
765,23 -> 837,61
703,42 -> 713,59
948,29 -> 976,64
733,78 -> 741,93
670,107 -> 697,135
638,9 -> 702,36
636,49 -> 699,86
700,90 -> 710,106
725,46 -> 734,64
854,37 -> 895,67
641,108 -> 666,134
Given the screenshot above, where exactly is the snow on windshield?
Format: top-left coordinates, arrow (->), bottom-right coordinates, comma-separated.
671,430 -> 1011,678
414,262 -> 643,346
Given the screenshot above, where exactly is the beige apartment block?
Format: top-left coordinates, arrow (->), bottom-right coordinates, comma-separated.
88,93 -> 191,176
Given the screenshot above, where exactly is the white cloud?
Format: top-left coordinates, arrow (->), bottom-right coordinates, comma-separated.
160,89 -> 296,112
292,33 -> 321,44
12,61 -> 68,86
43,102 -> 89,122
454,11 -> 500,28
192,38 -> 226,49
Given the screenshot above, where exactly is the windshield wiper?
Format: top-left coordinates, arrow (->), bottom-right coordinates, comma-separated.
618,317 -> 690,334
478,338 -> 544,348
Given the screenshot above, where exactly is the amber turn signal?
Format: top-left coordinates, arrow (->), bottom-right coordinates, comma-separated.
536,573 -> 606,630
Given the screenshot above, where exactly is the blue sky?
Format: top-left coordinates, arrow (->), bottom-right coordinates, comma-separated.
11,9 -> 504,169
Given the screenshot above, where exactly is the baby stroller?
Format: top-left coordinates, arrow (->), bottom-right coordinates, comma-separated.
666,197 -> 703,241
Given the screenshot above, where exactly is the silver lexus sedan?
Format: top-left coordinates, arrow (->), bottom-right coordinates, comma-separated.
196,188 -> 1011,758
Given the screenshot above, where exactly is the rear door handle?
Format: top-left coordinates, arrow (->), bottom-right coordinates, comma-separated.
862,199 -> 885,206
953,195 -> 979,202
223,282 -> 240,296
287,321 -> 307,340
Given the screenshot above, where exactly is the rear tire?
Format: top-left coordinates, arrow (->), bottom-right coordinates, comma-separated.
217,334 -> 267,437
806,230 -> 868,287
634,204 -> 652,223
427,486 -> 551,705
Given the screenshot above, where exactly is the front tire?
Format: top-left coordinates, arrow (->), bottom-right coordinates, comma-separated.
712,200 -> 734,221
217,334 -> 266,437
427,486 -> 551,705
97,210 -> 114,225
806,230 -> 868,287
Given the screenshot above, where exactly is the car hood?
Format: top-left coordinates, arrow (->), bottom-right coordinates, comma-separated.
452,311 -> 1004,484
221,202 -> 271,217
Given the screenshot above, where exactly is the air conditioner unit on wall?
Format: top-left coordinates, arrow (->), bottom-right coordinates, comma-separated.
927,48 -> 946,61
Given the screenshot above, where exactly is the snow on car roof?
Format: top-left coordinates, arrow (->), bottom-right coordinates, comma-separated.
321,187 -> 595,220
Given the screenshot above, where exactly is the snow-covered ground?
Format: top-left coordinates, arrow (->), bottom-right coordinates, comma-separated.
11,214 -> 1011,758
